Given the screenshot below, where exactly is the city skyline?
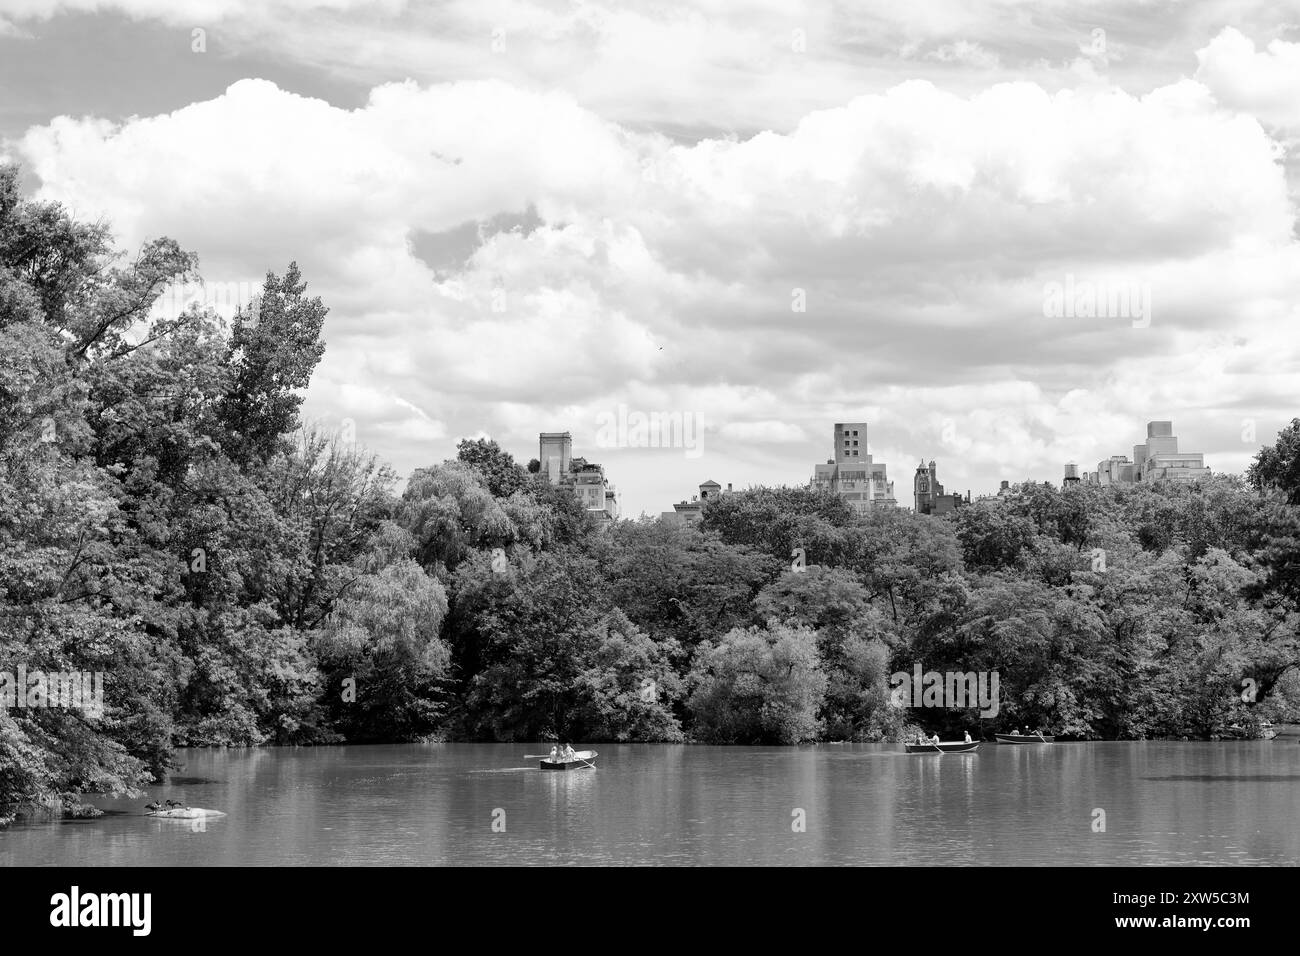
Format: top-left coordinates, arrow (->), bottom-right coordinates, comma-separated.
530,413 -> 1230,518
2,3 -> 1297,519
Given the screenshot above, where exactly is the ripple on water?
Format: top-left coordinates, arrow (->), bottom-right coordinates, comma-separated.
10,741 -> 1298,865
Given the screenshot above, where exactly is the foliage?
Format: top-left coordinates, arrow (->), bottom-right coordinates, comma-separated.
4,163 -> 1299,820
686,621 -> 827,744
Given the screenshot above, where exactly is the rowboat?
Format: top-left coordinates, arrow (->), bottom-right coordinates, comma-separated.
904,741 -> 980,754
540,750 -> 597,771
146,808 -> 226,819
995,733 -> 1055,744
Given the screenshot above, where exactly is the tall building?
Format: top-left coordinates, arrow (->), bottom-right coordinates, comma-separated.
913,460 -> 969,515
1075,420 -> 1210,486
1134,420 -> 1211,482
661,480 -> 733,525
538,431 -> 619,521
538,432 -> 572,483
810,422 -> 896,513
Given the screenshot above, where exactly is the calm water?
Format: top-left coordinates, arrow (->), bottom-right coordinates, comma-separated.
2,742 -> 1297,865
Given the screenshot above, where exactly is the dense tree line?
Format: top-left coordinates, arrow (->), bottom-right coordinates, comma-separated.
2,166 -> 1298,822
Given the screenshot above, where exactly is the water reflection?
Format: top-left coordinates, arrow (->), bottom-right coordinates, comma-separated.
0,741 -> 1295,866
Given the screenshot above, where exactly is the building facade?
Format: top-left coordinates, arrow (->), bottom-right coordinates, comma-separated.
538,431 -> 619,521
913,460 -> 970,515
661,480 -> 733,525
1076,420 -> 1210,486
810,422 -> 896,512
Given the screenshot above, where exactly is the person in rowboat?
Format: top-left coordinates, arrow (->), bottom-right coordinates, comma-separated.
964,731 -> 972,743
549,745 -> 559,761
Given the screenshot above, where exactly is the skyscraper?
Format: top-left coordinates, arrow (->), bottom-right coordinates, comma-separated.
810,422 -> 896,513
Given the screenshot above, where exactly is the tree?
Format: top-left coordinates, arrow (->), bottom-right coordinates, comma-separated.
687,621 -> 827,743
569,610 -> 684,741
956,500 -> 1037,570
315,525 -> 451,741
216,263 -> 326,466
397,462 -> 516,573
701,485 -> 856,566
453,549 -> 610,740
0,165 -> 198,815
848,509 -> 964,628
754,566 -> 872,635
1240,424 -> 1300,704
1248,419 -> 1300,504
456,437 -> 528,498
606,522 -> 776,650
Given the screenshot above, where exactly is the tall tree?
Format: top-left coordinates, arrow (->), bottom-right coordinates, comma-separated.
216,263 -> 326,466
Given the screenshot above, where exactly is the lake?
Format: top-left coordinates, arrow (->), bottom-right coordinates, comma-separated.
2,741 -> 1297,865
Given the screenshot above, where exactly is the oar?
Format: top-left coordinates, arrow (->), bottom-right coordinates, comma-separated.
524,754 -> 554,759
577,754 -> 597,770
1035,731 -> 1048,743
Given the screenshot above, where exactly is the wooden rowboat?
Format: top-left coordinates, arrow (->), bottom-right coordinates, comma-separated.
904,741 -> 980,754
540,750 -> 597,771
995,733 -> 1055,744
146,808 -> 226,819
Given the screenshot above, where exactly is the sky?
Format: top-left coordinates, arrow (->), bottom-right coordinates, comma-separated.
2,0 -> 1299,518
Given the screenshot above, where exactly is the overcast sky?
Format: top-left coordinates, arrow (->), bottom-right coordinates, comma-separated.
3,1 -> 1299,517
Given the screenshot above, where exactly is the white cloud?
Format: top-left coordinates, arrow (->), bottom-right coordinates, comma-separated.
1195,27 -> 1300,130
719,421 -> 808,443
13,65 -> 1300,515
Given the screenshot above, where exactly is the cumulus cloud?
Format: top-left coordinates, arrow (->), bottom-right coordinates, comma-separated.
12,61 -> 1300,513
8,0 -> 1280,136
1195,27 -> 1300,130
